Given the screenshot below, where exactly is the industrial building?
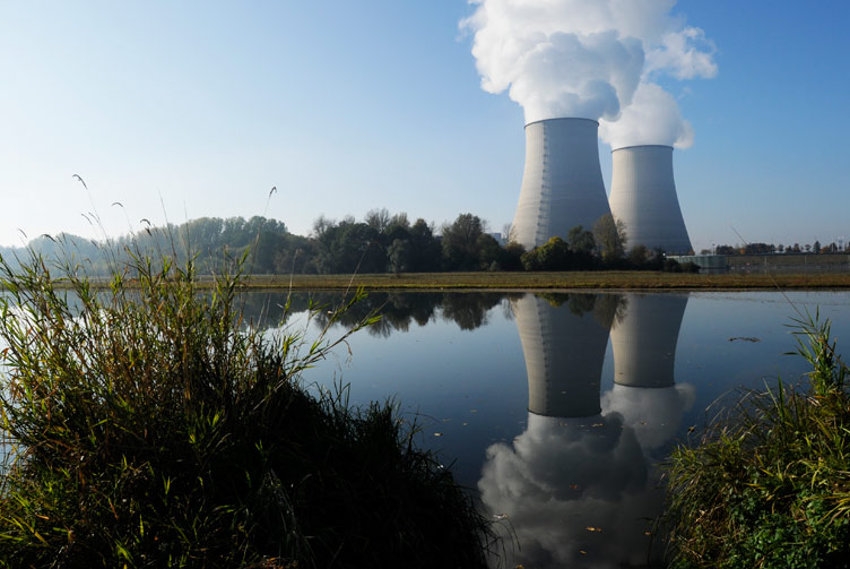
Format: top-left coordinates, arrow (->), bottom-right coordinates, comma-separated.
608,145 -> 692,254
511,121 -> 693,255
511,118 -> 611,250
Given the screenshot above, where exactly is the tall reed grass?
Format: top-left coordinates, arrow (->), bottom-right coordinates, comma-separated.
0,246 -> 493,568
663,312 -> 850,569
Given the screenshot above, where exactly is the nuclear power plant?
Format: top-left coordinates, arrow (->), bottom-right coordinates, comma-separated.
511,118 -> 611,250
609,145 -> 692,254
511,121 -> 692,254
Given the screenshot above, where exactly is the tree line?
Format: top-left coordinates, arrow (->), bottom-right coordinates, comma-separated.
0,208 -> 696,276
709,240 -> 849,256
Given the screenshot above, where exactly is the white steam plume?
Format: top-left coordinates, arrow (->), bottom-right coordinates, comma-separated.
599,81 -> 694,149
463,0 -> 717,145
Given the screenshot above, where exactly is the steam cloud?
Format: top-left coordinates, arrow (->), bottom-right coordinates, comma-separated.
463,0 -> 717,148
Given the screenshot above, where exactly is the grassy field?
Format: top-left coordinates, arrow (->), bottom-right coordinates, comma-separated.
240,270 -> 850,291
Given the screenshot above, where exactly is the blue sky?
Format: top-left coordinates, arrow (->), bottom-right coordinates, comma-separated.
1,1 -> 849,253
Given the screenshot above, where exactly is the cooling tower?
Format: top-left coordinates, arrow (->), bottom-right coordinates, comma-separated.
608,145 -> 692,254
512,118 -> 612,249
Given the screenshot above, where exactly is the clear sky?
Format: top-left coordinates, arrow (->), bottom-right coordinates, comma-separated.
2,1 -> 849,253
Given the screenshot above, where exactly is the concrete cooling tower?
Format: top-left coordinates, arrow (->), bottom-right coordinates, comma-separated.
511,118 -> 612,250
608,145 -> 692,254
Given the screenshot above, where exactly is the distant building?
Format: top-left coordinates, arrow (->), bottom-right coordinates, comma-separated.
608,145 -> 692,254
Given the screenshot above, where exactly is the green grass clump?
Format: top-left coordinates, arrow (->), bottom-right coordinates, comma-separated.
0,250 -> 493,568
663,312 -> 850,569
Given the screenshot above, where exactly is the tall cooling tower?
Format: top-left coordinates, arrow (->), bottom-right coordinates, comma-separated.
608,145 -> 692,254
512,118 -> 611,249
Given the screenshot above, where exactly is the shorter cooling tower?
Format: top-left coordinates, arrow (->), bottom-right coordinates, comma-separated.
608,145 -> 692,254
512,118 -> 611,250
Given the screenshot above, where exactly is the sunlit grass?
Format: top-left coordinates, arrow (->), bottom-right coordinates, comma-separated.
238,270 -> 850,291
662,312 -> 850,569
0,247 -> 494,568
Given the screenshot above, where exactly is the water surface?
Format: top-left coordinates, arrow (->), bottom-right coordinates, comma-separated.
295,290 -> 850,568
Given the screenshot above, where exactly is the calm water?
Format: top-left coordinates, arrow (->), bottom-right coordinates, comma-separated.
4,289 -> 848,567
290,290 -> 850,569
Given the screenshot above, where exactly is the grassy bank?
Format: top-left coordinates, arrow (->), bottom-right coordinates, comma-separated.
0,253 -> 494,568
663,315 -> 850,568
238,270 -> 850,291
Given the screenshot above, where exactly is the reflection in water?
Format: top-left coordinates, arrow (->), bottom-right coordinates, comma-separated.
295,291 -> 508,335
610,293 -> 687,389
605,294 -> 695,454
480,292 -> 692,568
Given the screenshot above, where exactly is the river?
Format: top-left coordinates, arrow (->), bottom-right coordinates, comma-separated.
288,289 -> 850,568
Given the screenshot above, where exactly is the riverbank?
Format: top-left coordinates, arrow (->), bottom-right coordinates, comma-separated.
240,270 -> 850,291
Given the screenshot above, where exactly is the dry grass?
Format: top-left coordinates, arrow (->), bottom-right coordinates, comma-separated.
237,270 -> 850,292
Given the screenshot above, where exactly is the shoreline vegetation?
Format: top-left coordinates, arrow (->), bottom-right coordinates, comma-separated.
663,314 -> 850,568
236,270 -> 850,291
0,252 -> 495,568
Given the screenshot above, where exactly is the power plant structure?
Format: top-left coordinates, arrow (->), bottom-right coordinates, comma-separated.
608,145 -> 692,254
511,118 -> 611,250
511,121 -> 692,255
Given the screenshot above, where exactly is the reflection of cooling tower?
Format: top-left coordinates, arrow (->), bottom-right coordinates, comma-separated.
610,293 -> 688,388
512,294 -> 613,417
512,118 -> 612,250
609,145 -> 692,254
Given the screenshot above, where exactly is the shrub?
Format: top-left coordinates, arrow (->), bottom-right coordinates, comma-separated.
662,312 -> 850,569
0,248 -> 492,568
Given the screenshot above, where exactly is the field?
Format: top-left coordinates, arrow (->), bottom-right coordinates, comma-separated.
241,269 -> 850,291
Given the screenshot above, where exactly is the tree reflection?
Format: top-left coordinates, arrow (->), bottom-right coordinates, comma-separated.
285,292 -> 509,335
440,293 -> 505,331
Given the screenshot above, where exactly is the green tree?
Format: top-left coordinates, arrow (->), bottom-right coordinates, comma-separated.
315,220 -> 385,274
521,236 -> 571,271
407,218 -> 441,272
627,244 -> 650,267
593,213 -> 626,264
501,241 -> 526,271
476,233 -> 503,271
388,238 -> 411,274
441,213 -> 486,271
567,225 -> 595,255
565,225 -> 596,269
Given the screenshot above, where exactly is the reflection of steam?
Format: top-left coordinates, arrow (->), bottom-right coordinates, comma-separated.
480,413 -> 657,568
602,384 -> 694,451
485,292 -> 695,567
